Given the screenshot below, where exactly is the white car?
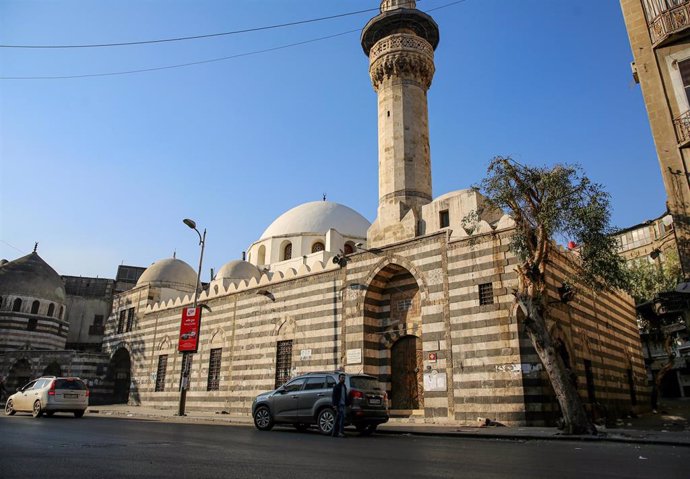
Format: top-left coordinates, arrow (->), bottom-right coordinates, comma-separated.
5,376 -> 89,418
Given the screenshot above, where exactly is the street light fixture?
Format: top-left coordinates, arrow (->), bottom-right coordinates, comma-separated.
178,218 -> 206,417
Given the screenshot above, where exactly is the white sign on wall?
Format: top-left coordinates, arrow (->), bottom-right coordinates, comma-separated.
300,349 -> 312,360
346,348 -> 362,365
423,371 -> 447,392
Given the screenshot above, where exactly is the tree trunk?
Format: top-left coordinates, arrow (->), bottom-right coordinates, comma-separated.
651,335 -> 676,409
517,295 -> 597,435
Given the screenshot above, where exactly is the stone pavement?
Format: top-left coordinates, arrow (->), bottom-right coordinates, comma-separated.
86,400 -> 690,447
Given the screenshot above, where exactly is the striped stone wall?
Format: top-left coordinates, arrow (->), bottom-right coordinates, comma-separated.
0,295 -> 68,351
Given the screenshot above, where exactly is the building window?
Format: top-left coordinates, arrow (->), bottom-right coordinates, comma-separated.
344,243 -> 354,255
47,303 -> 55,317
89,315 -> 104,335
125,307 -> 135,332
207,348 -> 222,391
27,318 -> 37,331
283,243 -> 292,261
478,283 -> 494,305
31,300 -> 40,314
398,298 -> 412,311
179,354 -> 193,390
679,58 -> 690,108
439,209 -> 450,228
155,355 -> 168,392
275,340 -> 293,389
12,298 -> 22,312
584,359 -> 596,404
311,242 -> 325,253
59,306 -> 64,319
117,310 -> 126,334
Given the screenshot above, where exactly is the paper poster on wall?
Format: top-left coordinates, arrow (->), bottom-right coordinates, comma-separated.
423,371 -> 447,392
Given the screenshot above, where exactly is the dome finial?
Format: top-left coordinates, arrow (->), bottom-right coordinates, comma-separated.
173,250 -> 176,259
381,0 -> 415,12
323,193 -> 327,201
33,242 -> 38,253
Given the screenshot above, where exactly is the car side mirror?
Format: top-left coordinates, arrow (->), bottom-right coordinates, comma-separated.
276,387 -> 286,395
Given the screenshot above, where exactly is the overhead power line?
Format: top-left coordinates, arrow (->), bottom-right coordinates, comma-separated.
0,7 -> 379,49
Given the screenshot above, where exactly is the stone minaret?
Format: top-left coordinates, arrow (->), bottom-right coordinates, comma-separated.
362,0 -> 439,247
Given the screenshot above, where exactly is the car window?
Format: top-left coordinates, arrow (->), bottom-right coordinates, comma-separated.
283,378 -> 306,393
32,379 -> 47,389
326,377 -> 336,388
22,381 -> 37,391
349,376 -> 382,391
55,379 -> 87,390
304,377 -> 326,390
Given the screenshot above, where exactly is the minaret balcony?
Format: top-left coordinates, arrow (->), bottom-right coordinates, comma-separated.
647,0 -> 690,47
673,109 -> 690,147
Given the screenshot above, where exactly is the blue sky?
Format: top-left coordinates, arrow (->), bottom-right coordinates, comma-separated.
0,0 -> 663,280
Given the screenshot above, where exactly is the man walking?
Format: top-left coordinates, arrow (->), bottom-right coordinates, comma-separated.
331,373 -> 350,437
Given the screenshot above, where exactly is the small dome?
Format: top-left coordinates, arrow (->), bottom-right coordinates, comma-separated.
0,252 -> 65,303
260,201 -> 370,240
216,260 -> 261,282
136,258 -> 197,291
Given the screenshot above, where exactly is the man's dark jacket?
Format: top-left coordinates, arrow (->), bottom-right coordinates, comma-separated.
331,382 -> 351,406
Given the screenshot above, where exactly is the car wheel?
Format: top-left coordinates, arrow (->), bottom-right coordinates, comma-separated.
253,406 -> 274,431
74,410 -> 85,418
5,399 -> 15,416
317,408 -> 335,435
294,423 -> 309,432
32,400 -> 43,418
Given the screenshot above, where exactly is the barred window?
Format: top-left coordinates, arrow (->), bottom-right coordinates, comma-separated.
117,310 -> 126,334
478,283 -> 494,306
275,340 -> 293,389
207,348 -> 222,391
283,243 -> 292,261
398,298 -> 412,311
125,307 -> 135,332
311,242 -> 325,253
155,355 -> 168,392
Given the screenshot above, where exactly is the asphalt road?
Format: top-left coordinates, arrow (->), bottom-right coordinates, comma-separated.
0,414 -> 686,479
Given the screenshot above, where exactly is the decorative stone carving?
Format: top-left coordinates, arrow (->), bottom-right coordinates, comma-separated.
369,35 -> 435,91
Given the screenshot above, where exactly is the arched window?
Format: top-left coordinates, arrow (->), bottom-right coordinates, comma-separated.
344,243 -> 354,255
47,303 -> 55,317
283,243 -> 292,261
311,242 -> 325,253
59,306 -> 64,319
12,298 -> 22,312
257,245 -> 266,265
31,300 -> 40,314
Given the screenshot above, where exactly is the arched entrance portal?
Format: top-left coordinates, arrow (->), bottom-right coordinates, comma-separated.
363,263 -> 423,414
108,348 -> 131,404
391,335 -> 423,409
7,359 -> 32,393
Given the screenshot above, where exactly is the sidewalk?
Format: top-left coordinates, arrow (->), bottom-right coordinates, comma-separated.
86,401 -> 690,447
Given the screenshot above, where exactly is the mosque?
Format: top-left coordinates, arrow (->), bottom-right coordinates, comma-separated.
0,1 -> 647,425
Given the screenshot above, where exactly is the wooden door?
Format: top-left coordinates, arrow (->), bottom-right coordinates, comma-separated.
391,336 -> 423,410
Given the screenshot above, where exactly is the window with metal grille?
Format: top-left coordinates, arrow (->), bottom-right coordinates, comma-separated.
439,209 -> 450,228
207,348 -> 222,391
478,283 -> 494,305
398,298 -> 412,311
274,340 -> 293,389
283,243 -> 292,261
179,354 -> 193,390
125,307 -> 135,332
311,242 -> 325,253
155,355 -> 168,392
117,310 -> 126,334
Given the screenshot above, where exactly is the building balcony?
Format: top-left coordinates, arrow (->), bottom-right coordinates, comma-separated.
648,1 -> 690,47
674,110 -> 690,147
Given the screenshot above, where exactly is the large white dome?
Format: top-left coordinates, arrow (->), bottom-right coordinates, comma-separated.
260,201 -> 370,240
136,258 -> 197,291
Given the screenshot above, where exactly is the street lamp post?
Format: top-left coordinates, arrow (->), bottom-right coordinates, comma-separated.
178,218 -> 206,417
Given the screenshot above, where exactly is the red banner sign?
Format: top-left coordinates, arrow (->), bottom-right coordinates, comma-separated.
179,306 -> 201,352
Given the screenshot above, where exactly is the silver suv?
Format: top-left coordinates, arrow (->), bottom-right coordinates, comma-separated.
252,371 -> 388,435
5,376 -> 89,418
